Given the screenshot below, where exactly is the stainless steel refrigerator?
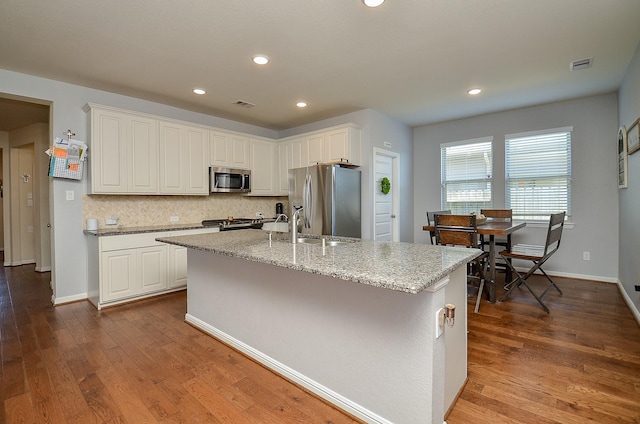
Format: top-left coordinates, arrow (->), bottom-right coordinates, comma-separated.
289,164 -> 361,238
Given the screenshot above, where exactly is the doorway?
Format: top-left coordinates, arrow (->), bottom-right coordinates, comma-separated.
373,148 -> 400,242
0,95 -> 51,272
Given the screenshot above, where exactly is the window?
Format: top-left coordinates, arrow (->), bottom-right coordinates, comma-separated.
441,137 -> 493,214
505,127 -> 571,221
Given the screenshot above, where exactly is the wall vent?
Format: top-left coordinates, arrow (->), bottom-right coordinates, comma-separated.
233,100 -> 255,108
570,57 -> 593,71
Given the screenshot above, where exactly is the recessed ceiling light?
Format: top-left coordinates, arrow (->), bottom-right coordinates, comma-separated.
467,88 -> 482,95
252,54 -> 269,65
296,102 -> 307,108
193,88 -> 206,95
363,0 -> 385,7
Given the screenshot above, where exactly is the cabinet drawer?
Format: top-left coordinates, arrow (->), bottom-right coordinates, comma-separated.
100,232 -> 167,251
166,227 -> 220,237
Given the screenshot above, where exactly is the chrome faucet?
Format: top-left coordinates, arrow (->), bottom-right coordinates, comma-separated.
291,207 -> 303,244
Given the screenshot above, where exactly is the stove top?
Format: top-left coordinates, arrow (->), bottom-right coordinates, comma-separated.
202,217 -> 264,230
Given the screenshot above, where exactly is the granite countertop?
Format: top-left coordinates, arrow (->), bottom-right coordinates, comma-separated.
156,229 -> 480,294
84,223 -> 211,237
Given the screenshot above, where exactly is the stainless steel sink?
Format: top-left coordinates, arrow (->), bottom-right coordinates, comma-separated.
297,238 -> 347,247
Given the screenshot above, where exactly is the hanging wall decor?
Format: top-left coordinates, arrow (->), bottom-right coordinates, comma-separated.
381,177 -> 391,194
618,126 -> 628,189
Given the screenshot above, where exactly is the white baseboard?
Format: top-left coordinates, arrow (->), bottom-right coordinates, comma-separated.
35,265 -> 51,272
513,267 -> 618,284
185,313 -> 393,424
617,281 -> 640,326
52,293 -> 87,305
4,259 -> 36,267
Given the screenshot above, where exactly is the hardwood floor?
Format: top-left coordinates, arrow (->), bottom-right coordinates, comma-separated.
447,273 -> 640,424
1,263 -> 639,423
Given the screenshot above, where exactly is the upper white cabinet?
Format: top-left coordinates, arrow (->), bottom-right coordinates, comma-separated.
85,104 -> 159,194
159,121 -> 209,195
210,130 -> 250,169
274,124 -> 361,196
249,138 -> 277,196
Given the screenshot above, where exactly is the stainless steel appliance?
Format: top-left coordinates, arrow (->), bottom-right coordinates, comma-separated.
209,167 -> 251,193
289,164 -> 361,238
202,217 -> 263,231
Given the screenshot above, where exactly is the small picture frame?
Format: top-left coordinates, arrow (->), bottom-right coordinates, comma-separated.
628,119 -> 640,155
618,126 -> 628,189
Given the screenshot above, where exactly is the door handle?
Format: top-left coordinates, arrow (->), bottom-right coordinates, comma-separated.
391,214 -> 396,218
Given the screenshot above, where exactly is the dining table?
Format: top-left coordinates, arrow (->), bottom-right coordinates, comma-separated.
422,219 -> 526,303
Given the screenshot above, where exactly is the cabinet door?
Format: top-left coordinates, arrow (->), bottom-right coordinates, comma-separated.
128,116 -> 158,193
91,109 -> 127,193
159,122 -> 185,193
101,249 -> 137,302
249,139 -> 276,196
138,245 -> 168,293
211,130 -> 250,169
307,133 -> 325,165
168,245 -> 188,288
159,122 -> 209,195
325,128 -> 349,163
277,143 -> 290,195
184,126 -> 209,194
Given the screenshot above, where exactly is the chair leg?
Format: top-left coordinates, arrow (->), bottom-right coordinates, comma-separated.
474,278 -> 484,313
539,267 -> 563,295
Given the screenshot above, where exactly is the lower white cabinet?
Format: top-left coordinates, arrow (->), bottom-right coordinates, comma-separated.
87,227 -> 219,309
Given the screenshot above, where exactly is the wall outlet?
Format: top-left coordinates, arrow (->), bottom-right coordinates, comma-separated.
105,217 -> 118,226
582,251 -> 590,261
66,190 -> 74,201
170,216 -> 179,222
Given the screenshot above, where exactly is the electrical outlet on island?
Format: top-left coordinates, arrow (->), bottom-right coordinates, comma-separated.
170,216 -> 179,222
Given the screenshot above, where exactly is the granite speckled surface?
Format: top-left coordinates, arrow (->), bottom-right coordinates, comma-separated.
157,229 -> 480,294
83,223 -> 210,237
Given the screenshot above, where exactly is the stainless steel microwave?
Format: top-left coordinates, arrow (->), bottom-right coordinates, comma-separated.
209,167 -> 251,193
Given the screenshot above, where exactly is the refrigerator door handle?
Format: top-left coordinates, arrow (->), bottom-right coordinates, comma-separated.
303,173 -> 312,228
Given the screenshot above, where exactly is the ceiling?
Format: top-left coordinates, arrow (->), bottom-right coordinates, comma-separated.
1,0 -> 640,132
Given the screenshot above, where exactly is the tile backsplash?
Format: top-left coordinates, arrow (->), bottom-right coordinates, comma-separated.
83,194 -> 288,229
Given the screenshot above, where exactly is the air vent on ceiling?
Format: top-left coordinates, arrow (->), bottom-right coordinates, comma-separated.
570,57 -> 593,71
233,100 -> 255,108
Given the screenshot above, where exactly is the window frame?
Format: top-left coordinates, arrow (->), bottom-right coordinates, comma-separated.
504,126 -> 572,222
440,136 -> 494,214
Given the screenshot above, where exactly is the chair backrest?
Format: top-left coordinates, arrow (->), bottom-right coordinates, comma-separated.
543,211 -> 566,257
434,214 -> 479,248
426,210 -> 451,244
481,209 -> 512,222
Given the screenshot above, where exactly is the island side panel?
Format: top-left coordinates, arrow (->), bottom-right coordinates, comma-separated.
186,249 -> 457,424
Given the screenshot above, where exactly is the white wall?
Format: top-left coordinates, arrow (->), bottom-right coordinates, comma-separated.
618,42 -> 640,317
413,93 -> 619,282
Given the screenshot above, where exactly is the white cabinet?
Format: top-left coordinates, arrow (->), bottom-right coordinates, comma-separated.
275,124 -> 361,196
87,227 -> 219,309
324,126 -> 361,165
85,105 -> 159,194
159,121 -> 209,195
249,138 -> 278,196
210,130 -> 250,169
166,228 -> 219,288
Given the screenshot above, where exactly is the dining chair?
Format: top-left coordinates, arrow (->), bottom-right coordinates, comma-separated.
498,211 -> 566,313
426,210 -> 451,245
480,209 -> 513,280
434,214 -> 489,313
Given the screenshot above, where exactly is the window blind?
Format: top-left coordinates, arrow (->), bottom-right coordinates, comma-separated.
505,128 -> 571,220
441,138 -> 493,214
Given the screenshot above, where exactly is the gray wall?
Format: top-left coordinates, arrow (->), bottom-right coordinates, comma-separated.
0,69 -> 414,303
618,42 -> 640,317
413,93 -> 619,282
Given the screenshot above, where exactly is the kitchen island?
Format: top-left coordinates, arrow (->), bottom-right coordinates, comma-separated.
157,230 -> 480,424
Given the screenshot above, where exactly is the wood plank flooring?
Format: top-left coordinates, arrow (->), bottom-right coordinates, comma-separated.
1,262 -> 639,423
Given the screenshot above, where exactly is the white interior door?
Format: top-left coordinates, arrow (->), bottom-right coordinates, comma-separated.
373,148 -> 399,241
